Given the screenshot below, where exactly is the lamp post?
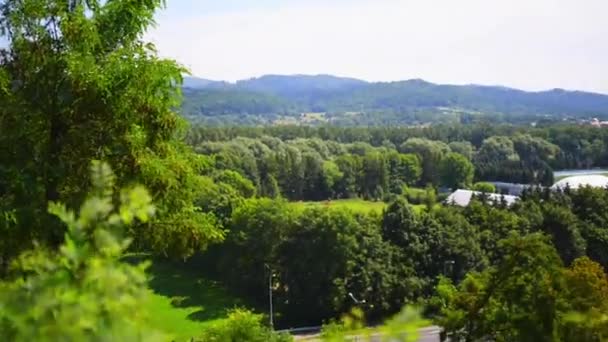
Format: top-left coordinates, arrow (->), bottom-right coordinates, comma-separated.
348,292 -> 366,342
348,292 -> 366,305
264,263 -> 274,330
444,260 -> 455,278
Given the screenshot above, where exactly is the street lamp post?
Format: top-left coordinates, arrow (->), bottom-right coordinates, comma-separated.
348,292 -> 366,305
444,260 -> 455,278
347,292 -> 366,342
265,263 -> 274,330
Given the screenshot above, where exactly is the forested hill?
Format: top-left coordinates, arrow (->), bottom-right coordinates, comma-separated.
181,75 -> 608,125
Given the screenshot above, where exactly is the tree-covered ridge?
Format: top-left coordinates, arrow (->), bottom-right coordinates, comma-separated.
181,75 -> 608,125
181,88 -> 295,117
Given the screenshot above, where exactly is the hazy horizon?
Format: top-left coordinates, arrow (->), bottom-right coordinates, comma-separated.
147,0 -> 608,94
184,73 -> 608,95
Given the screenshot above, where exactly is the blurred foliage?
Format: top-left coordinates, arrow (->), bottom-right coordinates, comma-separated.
0,162 -> 163,341
433,233 -> 608,342
196,309 -> 292,342
0,0 -> 224,266
321,306 -> 428,342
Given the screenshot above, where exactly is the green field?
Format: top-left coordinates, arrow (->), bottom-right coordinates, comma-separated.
290,198 -> 427,214
290,198 -> 386,213
142,259 -> 246,341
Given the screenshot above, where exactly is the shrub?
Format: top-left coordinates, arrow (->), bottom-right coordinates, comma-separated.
472,182 -> 496,193
197,309 -> 292,342
321,306 -> 427,342
402,187 -> 428,205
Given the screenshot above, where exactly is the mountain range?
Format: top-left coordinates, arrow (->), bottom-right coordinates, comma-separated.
180,74 -> 608,125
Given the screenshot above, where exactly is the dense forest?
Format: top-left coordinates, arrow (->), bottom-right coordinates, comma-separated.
181,75 -> 608,125
2,1 -> 608,341
186,123 -> 608,196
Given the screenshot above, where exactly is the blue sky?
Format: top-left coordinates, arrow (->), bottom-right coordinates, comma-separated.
146,0 -> 608,93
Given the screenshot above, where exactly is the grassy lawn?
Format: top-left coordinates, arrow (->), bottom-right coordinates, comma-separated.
290,198 -> 387,213
289,198 -> 428,214
412,204 -> 429,214
139,258 -> 246,341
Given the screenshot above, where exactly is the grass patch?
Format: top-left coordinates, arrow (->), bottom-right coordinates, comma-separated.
289,198 -> 428,215
412,204 -> 428,214
290,198 -> 386,213
140,258 -> 246,341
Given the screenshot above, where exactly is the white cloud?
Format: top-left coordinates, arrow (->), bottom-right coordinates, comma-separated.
147,0 -> 608,93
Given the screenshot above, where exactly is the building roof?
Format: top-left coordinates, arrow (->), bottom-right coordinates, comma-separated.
445,189 -> 520,207
551,175 -> 608,190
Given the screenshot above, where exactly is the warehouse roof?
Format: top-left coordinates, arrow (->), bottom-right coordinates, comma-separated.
445,189 -> 520,207
552,175 -> 608,190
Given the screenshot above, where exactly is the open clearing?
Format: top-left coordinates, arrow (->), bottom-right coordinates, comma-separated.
137,258 -> 246,341
290,198 -> 386,213
290,198 -> 427,214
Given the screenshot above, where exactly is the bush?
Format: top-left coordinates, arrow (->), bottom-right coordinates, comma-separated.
196,309 -> 292,342
436,192 -> 449,203
472,182 -> 496,193
321,306 -> 427,342
402,187 -> 428,205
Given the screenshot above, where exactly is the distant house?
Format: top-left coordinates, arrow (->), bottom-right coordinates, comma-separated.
445,189 -> 520,207
590,118 -> 608,127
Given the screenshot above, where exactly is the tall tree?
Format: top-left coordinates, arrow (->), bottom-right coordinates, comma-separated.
540,204 -> 587,265
476,136 -> 519,163
448,141 -> 474,160
386,152 -> 422,193
440,152 -> 474,189
361,152 -> 388,200
437,233 -> 566,342
400,138 -> 449,185
0,0 -> 223,261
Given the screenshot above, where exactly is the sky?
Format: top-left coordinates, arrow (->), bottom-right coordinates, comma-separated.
146,0 -> 608,94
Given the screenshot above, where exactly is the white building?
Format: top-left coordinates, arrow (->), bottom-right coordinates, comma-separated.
445,189 -> 520,207
551,175 -> 608,190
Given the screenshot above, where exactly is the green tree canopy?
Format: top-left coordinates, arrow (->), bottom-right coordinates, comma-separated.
512,134 -> 560,163
0,0 -> 223,261
400,138 -> 449,185
440,152 -> 475,189
448,141 -> 475,160
472,182 -> 496,193
0,162 -> 163,341
476,136 -> 519,163
437,233 -> 566,342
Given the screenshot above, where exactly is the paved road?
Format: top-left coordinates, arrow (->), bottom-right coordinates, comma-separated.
293,325 -> 442,341
416,326 -> 442,342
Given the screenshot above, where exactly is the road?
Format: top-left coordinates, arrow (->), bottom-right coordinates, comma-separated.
416,326 -> 442,342
293,325 -> 442,341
